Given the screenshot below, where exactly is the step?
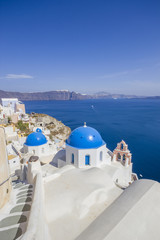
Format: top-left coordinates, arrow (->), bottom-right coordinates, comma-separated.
10,204 -> 31,214
0,227 -> 22,240
16,197 -> 32,204
14,183 -> 25,189
0,215 -> 27,228
17,193 -> 32,199
17,190 -> 33,196
19,185 -> 33,191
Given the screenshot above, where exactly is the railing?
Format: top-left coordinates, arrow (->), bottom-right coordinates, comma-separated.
0,176 -> 11,187
12,144 -> 22,158
0,172 -> 15,186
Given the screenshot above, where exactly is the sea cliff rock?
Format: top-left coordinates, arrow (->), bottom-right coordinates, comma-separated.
30,113 -> 71,141
0,90 -> 92,101
0,89 -> 142,101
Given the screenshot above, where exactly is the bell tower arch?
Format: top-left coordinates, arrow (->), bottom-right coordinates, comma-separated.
112,140 -> 132,167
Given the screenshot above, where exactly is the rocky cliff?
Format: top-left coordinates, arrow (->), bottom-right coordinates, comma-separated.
0,90 -> 93,101
30,113 -> 71,141
0,89 -> 145,100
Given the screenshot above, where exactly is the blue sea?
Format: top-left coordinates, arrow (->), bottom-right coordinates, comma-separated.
24,99 -> 160,182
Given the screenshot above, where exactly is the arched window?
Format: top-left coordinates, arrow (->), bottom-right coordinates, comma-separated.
85,155 -> 90,165
32,150 -> 35,155
100,151 -> 103,161
122,154 -> 126,165
42,148 -> 44,153
117,153 -> 121,161
71,153 -> 74,164
121,143 -> 124,150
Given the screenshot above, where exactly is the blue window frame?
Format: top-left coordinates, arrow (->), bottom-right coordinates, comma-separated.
71,153 -> 74,164
100,151 -> 103,161
85,155 -> 90,165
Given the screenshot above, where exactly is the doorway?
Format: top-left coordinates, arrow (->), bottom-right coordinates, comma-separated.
85,155 -> 90,165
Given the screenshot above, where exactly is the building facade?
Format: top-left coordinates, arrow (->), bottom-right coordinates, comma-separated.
0,127 -> 12,209
65,123 -> 111,168
24,128 -> 49,157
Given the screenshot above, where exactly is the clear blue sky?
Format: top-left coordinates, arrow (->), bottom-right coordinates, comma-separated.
0,0 -> 160,95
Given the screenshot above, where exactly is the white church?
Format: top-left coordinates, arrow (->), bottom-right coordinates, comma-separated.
24,128 -> 49,156
20,123 -> 134,188
65,122 -> 110,168
23,128 -> 57,165
46,122 -> 134,188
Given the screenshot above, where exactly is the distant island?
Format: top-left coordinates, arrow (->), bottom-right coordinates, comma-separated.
0,89 -> 159,101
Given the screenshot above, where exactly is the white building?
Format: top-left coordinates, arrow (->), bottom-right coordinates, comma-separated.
0,105 -> 14,118
52,123 -> 134,188
23,128 -> 57,164
1,98 -> 19,111
8,155 -> 20,174
24,128 -> 49,156
33,126 -> 50,136
6,143 -> 20,174
0,98 -> 27,123
4,125 -> 18,142
65,123 -> 111,168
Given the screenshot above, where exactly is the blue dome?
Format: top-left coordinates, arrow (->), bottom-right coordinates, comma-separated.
25,128 -> 47,146
66,125 -> 105,149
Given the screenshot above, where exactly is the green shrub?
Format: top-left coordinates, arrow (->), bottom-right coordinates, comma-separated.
16,120 -> 29,132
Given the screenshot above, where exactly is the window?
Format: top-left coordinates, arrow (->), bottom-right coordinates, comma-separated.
117,153 -> 121,161
100,151 -> 103,161
85,155 -> 90,165
122,154 -> 126,165
71,153 -> 74,164
42,148 -> 45,154
121,143 -> 124,150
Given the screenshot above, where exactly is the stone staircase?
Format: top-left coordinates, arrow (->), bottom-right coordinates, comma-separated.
0,180 -> 33,240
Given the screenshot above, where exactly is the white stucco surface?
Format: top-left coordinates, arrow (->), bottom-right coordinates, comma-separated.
66,144 -> 111,168
8,155 -> 20,174
76,179 -> 160,240
44,165 -> 123,240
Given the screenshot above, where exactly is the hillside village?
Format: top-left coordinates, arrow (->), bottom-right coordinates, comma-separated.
0,98 -> 71,173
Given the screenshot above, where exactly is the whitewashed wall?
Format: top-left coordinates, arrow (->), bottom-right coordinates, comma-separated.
8,156 -> 20,174
112,163 -> 133,188
24,143 -> 49,157
66,144 -> 111,168
22,173 -> 51,240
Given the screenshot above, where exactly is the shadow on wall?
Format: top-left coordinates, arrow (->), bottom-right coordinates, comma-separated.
20,147 -> 25,154
50,149 -> 66,167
